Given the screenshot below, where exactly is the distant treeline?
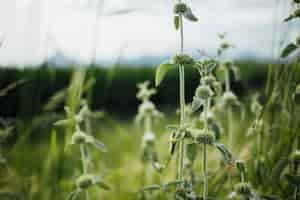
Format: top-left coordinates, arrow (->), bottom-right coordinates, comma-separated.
0,62 -> 269,118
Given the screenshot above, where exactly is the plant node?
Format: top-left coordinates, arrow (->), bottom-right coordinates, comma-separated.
174,3 -> 188,15
172,54 -> 194,66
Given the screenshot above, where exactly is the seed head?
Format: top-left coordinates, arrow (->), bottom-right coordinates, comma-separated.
194,130 -> 215,145
76,174 -> 94,190
234,182 -> 252,196
174,3 -> 187,15
221,91 -> 239,108
196,85 -> 214,99
139,101 -> 155,115
172,54 -> 194,66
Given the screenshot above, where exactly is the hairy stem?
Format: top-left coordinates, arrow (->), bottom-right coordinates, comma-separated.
202,143 -> 207,200
178,13 -> 186,182
80,144 -> 90,200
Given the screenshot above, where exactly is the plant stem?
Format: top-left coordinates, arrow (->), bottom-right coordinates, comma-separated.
145,113 -> 152,133
178,14 -> 186,182
80,144 -> 90,200
202,143 -> 207,200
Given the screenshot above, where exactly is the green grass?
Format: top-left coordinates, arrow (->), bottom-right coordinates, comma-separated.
0,106 -> 289,199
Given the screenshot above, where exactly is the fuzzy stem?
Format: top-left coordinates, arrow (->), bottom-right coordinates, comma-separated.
178,13 -> 186,182
145,113 -> 152,133
80,144 -> 90,200
202,143 -> 208,200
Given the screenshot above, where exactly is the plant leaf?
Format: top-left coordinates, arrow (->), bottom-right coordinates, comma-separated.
174,15 -> 180,31
142,184 -> 161,192
155,62 -> 173,86
191,97 -> 203,112
183,7 -> 198,22
215,143 -> 233,164
54,119 -> 71,126
96,180 -> 111,190
281,43 -> 298,58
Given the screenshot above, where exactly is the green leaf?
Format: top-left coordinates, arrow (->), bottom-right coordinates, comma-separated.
96,180 -> 111,190
155,62 -> 173,86
281,43 -> 299,58
191,97 -> 203,112
174,15 -> 180,31
54,119 -> 71,126
215,143 -> 233,164
183,7 -> 198,22
142,184 -> 161,192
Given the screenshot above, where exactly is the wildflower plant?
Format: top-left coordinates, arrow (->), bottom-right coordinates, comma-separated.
154,0 -> 198,197
135,81 -> 163,164
228,160 -> 260,200
55,100 -> 109,200
191,59 -> 233,200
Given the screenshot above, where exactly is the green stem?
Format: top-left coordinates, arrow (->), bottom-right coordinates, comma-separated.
80,145 -> 88,174
80,144 -> 90,200
202,143 -> 207,200
178,13 -> 185,182
145,113 -> 152,133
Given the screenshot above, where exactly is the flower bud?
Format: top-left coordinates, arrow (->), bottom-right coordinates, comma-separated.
172,54 -> 194,66
174,3 -> 187,15
76,174 -> 94,190
196,85 -> 214,99
234,182 -> 252,196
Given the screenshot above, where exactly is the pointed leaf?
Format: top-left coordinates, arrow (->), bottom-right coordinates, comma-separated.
215,143 -> 233,164
191,97 -> 203,112
92,139 -> 107,152
54,119 -> 71,126
281,43 -> 298,58
142,184 -> 161,192
183,7 -> 198,22
174,15 -> 180,30
96,180 -> 111,190
155,63 -> 173,86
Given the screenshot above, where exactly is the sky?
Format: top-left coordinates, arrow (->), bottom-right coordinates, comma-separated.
0,0 -> 298,67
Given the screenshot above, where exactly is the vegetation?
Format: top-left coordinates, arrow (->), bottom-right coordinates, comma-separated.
0,0 -> 300,199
